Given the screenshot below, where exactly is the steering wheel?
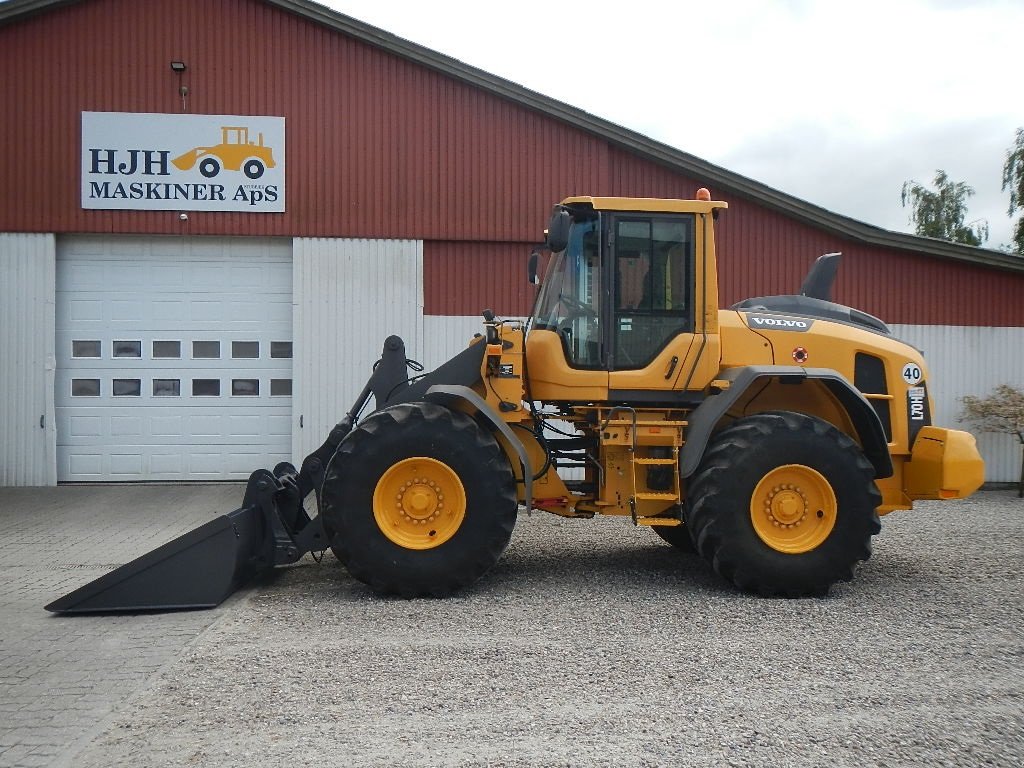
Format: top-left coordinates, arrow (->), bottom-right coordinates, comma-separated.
558,294 -> 597,318
557,298 -> 599,356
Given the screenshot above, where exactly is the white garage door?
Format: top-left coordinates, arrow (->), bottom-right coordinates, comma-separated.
56,236 -> 292,481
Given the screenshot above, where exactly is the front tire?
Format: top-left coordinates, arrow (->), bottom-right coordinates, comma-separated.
686,411 -> 881,596
321,402 -> 517,597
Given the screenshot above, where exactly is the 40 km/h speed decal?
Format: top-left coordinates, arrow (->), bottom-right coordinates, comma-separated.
902,362 -> 923,385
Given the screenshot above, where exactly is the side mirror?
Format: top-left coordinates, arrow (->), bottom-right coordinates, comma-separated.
546,208 -> 571,253
527,249 -> 540,285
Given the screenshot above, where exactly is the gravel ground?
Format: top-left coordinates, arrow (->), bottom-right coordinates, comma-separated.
68,491 -> 1022,767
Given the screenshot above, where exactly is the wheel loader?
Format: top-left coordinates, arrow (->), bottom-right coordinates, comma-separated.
45,190 -> 985,613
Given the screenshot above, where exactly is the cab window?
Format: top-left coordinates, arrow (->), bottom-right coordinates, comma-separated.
531,218 -> 602,367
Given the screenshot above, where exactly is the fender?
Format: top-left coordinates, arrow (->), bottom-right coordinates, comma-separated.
680,366 -> 893,479
424,384 -> 533,506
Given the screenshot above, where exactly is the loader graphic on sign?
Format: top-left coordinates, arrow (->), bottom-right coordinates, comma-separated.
172,126 -> 276,179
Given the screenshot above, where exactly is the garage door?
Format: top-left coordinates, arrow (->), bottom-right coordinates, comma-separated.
56,236 -> 292,481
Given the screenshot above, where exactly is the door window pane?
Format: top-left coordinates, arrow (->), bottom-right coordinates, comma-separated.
112,379 -> 141,396
193,341 -> 220,359
112,340 -> 142,358
232,341 -> 260,359
613,215 -> 694,369
270,378 -> 292,396
152,341 -> 181,359
71,379 -> 100,397
153,379 -> 181,397
232,379 -> 259,396
270,341 -> 292,358
192,379 -> 220,396
72,340 -> 101,358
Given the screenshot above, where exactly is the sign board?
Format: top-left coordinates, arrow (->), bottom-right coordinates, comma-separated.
81,112 -> 285,212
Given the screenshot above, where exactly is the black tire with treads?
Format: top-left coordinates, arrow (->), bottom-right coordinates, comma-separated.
320,402 -> 517,597
685,411 -> 882,597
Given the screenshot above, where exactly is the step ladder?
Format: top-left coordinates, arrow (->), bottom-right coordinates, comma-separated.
629,449 -> 682,526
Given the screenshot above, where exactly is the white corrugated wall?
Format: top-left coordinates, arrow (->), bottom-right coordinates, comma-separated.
421,315 -> 492,369
4,234 -> 1015,487
292,238 -> 423,461
0,233 -> 57,486
891,324 -> 1023,483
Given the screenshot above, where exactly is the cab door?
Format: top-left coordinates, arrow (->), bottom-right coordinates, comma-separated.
607,213 -> 714,395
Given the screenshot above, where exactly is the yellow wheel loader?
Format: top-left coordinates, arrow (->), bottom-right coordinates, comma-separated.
46,191 -> 985,613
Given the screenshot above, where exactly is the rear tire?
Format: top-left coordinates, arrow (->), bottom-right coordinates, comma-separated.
686,411 -> 881,596
320,402 -> 517,597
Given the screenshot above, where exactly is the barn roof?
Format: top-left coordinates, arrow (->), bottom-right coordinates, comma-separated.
3,0 -> 1022,273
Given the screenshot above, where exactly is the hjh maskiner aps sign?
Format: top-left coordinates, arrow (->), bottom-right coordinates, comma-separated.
81,112 -> 285,212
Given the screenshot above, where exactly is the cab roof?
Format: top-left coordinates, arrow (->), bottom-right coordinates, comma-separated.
561,196 -> 729,215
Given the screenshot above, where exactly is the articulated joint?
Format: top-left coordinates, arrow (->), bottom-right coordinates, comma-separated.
424,384 -> 533,507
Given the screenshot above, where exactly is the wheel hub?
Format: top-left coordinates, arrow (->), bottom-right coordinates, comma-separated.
374,458 -> 466,550
750,465 -> 837,554
765,485 -> 808,528
396,478 -> 445,522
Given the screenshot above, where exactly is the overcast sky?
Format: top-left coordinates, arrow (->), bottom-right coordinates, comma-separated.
326,0 -> 1022,251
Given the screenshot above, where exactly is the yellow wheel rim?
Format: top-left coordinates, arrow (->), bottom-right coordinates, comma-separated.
373,457 -> 467,550
750,464 -> 837,554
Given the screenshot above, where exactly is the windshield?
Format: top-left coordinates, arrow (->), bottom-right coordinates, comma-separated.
531,218 -> 602,367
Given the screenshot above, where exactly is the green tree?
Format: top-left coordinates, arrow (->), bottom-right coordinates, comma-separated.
1002,127 -> 1024,255
960,384 -> 1024,498
901,170 -> 989,246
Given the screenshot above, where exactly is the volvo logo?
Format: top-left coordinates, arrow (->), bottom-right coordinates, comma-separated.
746,314 -> 813,332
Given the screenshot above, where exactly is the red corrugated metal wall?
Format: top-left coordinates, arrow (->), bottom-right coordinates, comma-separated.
424,241 -> 537,316
2,0 -> 1023,326
0,0 -> 613,240
714,193 -> 1024,326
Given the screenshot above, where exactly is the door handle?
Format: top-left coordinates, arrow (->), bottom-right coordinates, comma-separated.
664,356 -> 679,380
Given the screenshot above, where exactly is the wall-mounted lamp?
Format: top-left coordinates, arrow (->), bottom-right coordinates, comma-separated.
170,61 -> 188,111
